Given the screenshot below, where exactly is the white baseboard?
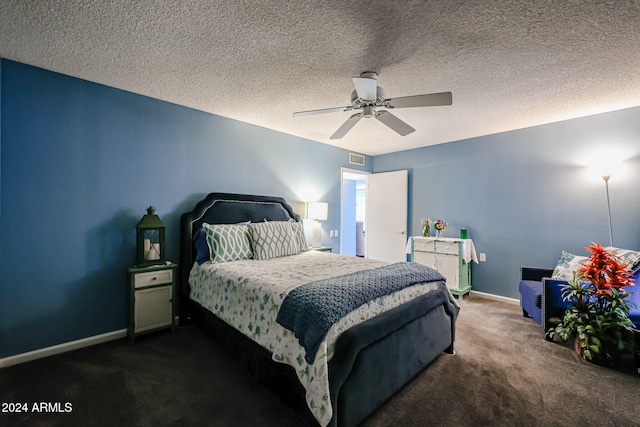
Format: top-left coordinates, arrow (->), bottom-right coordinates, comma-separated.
0,329 -> 127,368
470,290 -> 520,306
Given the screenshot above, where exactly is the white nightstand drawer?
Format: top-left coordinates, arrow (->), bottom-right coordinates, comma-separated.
413,239 -> 435,252
134,269 -> 173,288
436,242 -> 460,255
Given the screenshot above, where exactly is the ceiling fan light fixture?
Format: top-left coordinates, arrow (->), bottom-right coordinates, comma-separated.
352,73 -> 378,101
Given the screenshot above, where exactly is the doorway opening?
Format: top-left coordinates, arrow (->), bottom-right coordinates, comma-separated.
341,168 -> 369,256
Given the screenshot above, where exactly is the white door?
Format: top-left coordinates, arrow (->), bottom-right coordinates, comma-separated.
366,170 -> 408,262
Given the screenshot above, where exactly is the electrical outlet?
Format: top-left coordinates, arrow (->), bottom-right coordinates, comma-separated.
329,230 -> 335,237
479,253 -> 487,262
334,229 -> 339,237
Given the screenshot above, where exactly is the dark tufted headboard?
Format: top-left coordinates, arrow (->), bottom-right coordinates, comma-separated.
179,192 -> 300,298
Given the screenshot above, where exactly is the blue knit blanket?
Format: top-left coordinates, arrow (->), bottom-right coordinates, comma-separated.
276,262 -> 445,363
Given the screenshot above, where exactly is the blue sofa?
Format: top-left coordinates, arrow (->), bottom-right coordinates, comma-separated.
519,267 -> 640,333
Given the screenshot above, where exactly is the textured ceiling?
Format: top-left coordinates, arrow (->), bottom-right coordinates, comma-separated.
2,1 -> 640,155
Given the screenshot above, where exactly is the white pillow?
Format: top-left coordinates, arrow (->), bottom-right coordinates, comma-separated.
606,246 -> 640,272
289,219 -> 309,252
248,221 -> 300,260
202,223 -> 252,262
551,251 -> 587,281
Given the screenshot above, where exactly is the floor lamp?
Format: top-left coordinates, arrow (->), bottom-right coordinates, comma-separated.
602,174 -> 613,247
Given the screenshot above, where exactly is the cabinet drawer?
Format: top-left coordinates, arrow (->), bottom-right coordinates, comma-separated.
435,241 -> 460,255
134,269 -> 173,288
413,238 -> 435,252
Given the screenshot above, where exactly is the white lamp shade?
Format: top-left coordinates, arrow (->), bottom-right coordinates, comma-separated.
307,202 -> 328,221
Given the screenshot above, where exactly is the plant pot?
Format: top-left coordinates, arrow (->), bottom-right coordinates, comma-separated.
573,336 -> 618,367
573,336 -> 585,358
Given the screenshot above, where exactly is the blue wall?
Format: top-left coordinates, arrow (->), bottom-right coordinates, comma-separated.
2,57 -> 639,359
374,109 -> 640,298
0,59 -> 370,358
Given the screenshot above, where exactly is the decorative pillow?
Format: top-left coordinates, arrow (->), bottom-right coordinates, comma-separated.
193,227 -> 211,264
606,247 -> 640,273
202,223 -> 253,263
248,221 -> 299,260
551,251 -> 587,281
289,219 -> 309,252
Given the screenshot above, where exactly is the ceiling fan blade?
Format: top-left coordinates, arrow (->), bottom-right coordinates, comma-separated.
375,110 -> 415,136
385,92 -> 452,108
352,76 -> 378,101
293,105 -> 353,117
330,113 -> 362,139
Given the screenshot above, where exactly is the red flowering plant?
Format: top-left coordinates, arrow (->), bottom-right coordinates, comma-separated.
546,243 -> 638,365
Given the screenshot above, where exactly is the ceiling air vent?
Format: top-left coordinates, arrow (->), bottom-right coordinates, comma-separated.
349,153 -> 365,166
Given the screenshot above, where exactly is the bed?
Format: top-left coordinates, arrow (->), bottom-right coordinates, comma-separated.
179,192 -> 459,427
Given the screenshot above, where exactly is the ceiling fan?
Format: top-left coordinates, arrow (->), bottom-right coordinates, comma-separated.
293,72 -> 452,139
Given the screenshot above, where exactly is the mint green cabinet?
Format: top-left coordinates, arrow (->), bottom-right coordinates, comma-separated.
410,237 -> 473,299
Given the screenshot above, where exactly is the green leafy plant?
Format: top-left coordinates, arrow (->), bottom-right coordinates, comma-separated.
546,243 -> 638,365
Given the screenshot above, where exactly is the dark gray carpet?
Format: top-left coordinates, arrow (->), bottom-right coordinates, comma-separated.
1,296 -> 638,427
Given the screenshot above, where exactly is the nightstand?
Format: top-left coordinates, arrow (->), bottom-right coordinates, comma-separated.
310,246 -> 332,253
409,237 -> 475,299
128,262 -> 177,343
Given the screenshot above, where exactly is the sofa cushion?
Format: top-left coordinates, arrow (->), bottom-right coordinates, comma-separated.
519,280 -> 542,308
519,279 -> 543,325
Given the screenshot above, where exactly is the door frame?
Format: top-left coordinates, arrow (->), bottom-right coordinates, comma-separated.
340,168 -> 370,255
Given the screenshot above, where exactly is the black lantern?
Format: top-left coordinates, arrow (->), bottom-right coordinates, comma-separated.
136,206 -> 166,267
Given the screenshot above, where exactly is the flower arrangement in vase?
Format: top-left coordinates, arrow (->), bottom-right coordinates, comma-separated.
433,220 -> 448,238
420,218 -> 432,237
546,243 -> 637,366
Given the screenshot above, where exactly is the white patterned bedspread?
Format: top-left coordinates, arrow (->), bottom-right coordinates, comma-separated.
189,251 -> 450,426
